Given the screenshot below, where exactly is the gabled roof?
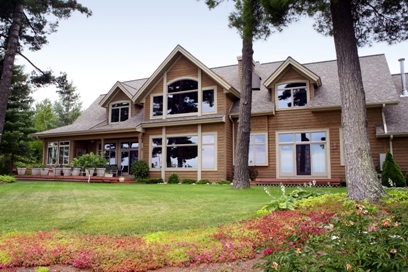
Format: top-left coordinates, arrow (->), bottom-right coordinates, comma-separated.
263,56 -> 322,88
132,45 -> 240,104
376,73 -> 408,137
99,81 -> 134,107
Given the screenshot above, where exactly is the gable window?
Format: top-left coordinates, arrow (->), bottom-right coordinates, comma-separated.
151,80 -> 215,117
278,131 -> 327,177
277,82 -> 307,109
111,102 -> 129,123
249,133 -> 267,165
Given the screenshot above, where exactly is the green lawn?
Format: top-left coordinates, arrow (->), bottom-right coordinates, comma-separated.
0,182 -> 346,235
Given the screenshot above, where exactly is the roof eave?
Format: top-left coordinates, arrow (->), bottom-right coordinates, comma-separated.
99,82 -> 134,107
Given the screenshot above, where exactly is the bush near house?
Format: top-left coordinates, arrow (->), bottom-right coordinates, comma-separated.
0,175 -> 16,183
167,173 -> 180,184
197,179 -> 210,184
182,178 -> 197,184
130,160 -> 149,180
381,151 -> 406,187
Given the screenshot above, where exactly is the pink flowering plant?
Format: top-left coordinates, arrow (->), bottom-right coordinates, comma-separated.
255,189 -> 408,271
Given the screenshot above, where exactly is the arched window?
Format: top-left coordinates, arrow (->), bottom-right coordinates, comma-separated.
152,79 -> 215,117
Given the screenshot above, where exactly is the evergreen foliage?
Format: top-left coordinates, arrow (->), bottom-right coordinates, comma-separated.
0,64 -> 36,175
381,151 -> 405,187
130,160 -> 149,179
167,173 -> 180,184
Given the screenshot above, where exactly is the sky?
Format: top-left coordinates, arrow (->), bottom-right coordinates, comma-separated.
16,0 -> 408,109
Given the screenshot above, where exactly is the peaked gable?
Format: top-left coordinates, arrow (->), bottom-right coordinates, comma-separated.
99,81 -> 133,108
132,45 -> 239,104
264,57 -> 322,88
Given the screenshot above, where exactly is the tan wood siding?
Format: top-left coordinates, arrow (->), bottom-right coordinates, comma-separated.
203,123 -> 227,181
392,138 -> 408,173
144,81 -> 163,121
167,56 -> 198,82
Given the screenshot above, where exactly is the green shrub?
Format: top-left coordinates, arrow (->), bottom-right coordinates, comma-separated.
0,175 -> 16,183
130,160 -> 149,179
197,179 -> 210,184
132,178 -> 150,183
145,178 -> 163,184
167,173 -> 180,184
216,180 -> 231,185
381,151 -> 406,187
182,178 -> 196,184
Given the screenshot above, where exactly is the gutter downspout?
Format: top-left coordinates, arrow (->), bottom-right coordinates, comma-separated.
390,135 -> 394,154
381,104 -> 388,134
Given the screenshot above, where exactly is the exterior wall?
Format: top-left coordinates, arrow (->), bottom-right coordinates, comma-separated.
392,138 -> 408,173
143,123 -> 228,183
144,80 -> 163,121
167,56 -> 197,82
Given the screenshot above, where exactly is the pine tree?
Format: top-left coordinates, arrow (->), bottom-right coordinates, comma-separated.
0,65 -> 36,175
0,0 -> 91,144
381,151 -> 405,187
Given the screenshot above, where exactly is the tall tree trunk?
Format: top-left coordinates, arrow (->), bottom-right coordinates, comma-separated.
0,3 -> 23,144
330,0 -> 385,202
233,0 -> 255,189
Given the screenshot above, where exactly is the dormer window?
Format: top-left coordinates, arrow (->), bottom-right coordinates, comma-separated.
111,102 -> 129,123
277,82 -> 308,109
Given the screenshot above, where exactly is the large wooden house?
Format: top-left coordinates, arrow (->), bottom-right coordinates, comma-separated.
33,45 -> 408,184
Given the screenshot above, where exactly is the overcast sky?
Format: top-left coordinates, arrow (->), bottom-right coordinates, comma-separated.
16,0 -> 408,109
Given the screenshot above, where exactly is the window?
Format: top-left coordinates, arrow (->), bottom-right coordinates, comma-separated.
48,141 -> 70,165
277,82 -> 307,109
103,143 -> 116,165
151,80 -> 215,117
278,131 -> 327,177
167,136 -> 198,168
111,102 -> 129,122
59,142 -> 70,165
150,133 -> 216,169
248,134 -> 267,165
202,134 -> 215,169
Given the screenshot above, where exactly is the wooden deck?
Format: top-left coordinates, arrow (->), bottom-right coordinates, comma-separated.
252,178 -> 342,187
15,174 -> 135,184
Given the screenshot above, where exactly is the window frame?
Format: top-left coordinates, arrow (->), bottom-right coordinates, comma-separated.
149,132 -> 217,171
248,133 -> 268,166
109,100 -> 130,123
47,141 -> 70,165
276,129 -> 330,178
149,78 -> 217,119
275,81 -> 309,110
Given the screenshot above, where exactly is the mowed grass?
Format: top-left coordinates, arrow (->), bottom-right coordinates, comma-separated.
0,182 -> 346,235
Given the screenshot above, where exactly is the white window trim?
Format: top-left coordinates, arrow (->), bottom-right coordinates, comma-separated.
275,129 -> 331,178
275,80 -> 310,111
201,132 -> 218,171
149,132 -> 218,172
47,141 -> 71,165
248,133 -> 268,166
202,86 -> 217,115
109,100 -> 130,124
150,76 -> 217,119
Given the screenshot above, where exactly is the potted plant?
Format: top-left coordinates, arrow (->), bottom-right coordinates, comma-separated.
71,157 -> 81,176
104,168 -> 113,178
31,165 -> 41,175
39,165 -> 49,176
118,176 -> 125,182
15,162 -> 27,175
51,163 -> 63,176
95,154 -> 108,177
63,163 -> 72,176
79,152 -> 98,176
